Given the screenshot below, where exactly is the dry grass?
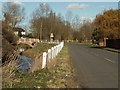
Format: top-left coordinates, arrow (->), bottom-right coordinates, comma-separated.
31,53 -> 43,72
2,50 -> 20,88
2,60 -> 18,88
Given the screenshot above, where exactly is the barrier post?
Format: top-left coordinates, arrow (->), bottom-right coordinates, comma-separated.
48,49 -> 51,62
51,47 -> 54,59
42,52 -> 47,69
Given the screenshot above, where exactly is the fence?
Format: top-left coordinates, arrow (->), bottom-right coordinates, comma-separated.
31,41 -> 64,72
106,39 -> 120,49
18,38 -> 39,44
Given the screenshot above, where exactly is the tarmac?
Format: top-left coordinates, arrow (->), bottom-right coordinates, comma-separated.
103,47 -> 120,53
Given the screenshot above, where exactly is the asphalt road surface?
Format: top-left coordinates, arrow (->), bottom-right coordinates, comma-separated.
68,44 -> 118,88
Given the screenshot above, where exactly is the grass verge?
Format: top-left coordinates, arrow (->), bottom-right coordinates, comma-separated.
47,45 -> 80,88
78,43 -> 97,47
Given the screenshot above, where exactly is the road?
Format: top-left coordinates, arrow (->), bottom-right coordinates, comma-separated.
68,44 -> 118,88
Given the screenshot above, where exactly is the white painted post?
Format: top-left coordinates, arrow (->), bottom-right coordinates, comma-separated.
56,45 -> 58,55
53,46 -> 55,58
54,46 -> 56,57
50,49 -> 52,60
55,46 -> 57,56
56,46 -> 58,55
63,42 -> 64,46
56,45 -> 57,56
48,49 -> 51,62
58,45 -> 59,53
42,52 -> 47,69
59,43 -> 61,51
57,45 -> 59,54
37,39 -> 40,43
51,47 -> 54,59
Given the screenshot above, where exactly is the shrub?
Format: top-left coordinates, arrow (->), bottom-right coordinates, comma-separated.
2,24 -> 19,64
2,26 -> 18,45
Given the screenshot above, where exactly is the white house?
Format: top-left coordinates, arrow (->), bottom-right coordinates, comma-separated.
13,27 -> 26,37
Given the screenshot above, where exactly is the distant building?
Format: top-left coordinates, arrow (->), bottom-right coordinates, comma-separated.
13,27 -> 26,38
50,33 -> 54,42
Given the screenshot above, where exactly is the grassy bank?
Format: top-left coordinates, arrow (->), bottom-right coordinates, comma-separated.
2,43 -> 55,88
22,43 -> 55,59
2,45 -> 80,88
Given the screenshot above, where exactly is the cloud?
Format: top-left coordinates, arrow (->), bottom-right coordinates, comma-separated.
14,1 -> 23,5
80,16 -> 94,22
66,3 -> 88,9
8,0 -> 23,6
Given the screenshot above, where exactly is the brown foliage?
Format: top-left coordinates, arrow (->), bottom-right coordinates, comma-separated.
93,9 -> 119,39
2,23 -> 19,64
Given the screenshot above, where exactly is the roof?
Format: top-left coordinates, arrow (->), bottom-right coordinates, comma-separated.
13,27 -> 25,32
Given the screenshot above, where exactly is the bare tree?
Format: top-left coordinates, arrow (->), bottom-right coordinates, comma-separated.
30,2 -> 51,40
3,2 -> 24,28
30,3 -> 74,41
65,11 -> 73,25
38,2 -> 51,17
72,15 -> 81,31
79,18 -> 94,42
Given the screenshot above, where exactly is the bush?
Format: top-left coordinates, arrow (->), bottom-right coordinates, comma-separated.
2,37 -> 18,64
2,59 -> 18,88
2,24 -> 18,45
2,24 -> 19,64
2,24 -> 20,87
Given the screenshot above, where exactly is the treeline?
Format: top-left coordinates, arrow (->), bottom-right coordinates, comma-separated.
30,3 -> 93,42
73,18 -> 94,42
30,3 -> 119,43
30,3 -> 73,41
73,9 -> 119,43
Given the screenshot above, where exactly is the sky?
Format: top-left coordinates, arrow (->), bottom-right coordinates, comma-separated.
0,0 -> 118,29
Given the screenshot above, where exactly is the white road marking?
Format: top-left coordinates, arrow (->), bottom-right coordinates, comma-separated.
104,58 -> 115,63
